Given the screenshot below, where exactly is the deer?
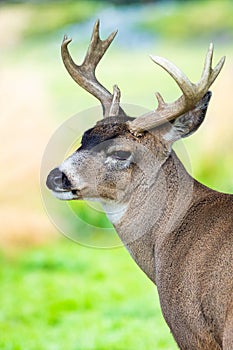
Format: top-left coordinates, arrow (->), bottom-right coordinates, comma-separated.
46,20 -> 233,350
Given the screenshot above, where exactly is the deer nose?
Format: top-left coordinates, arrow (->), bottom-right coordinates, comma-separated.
46,168 -> 71,191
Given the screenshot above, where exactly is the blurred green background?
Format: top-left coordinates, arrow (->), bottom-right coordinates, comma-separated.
1,0 -> 233,349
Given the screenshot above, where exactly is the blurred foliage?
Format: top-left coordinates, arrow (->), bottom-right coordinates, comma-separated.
0,239 -> 177,350
2,0 -> 233,42
137,0 -> 233,41
25,1 -> 102,38
0,1 -> 102,38
100,0 -> 163,4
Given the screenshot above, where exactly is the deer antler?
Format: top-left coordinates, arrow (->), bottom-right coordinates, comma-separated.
128,44 -> 225,135
61,20 -> 126,118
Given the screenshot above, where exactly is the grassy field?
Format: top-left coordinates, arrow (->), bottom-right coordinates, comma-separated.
1,1 -> 233,350
0,239 -> 177,350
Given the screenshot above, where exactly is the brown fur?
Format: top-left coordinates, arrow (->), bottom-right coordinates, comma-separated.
114,152 -> 233,350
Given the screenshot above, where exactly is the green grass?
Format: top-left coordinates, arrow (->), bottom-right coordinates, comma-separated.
0,239 -> 177,350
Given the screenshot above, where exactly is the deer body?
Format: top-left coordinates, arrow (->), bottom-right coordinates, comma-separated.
109,145 -> 233,350
46,21 -> 233,349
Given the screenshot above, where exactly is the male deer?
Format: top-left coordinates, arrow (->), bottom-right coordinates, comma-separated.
46,21 -> 233,350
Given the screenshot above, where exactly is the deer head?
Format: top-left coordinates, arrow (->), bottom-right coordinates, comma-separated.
46,20 -> 224,223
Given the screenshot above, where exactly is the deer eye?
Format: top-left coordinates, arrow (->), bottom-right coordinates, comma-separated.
109,150 -> 132,161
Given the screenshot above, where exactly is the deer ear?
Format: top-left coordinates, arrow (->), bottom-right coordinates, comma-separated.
163,91 -> 212,143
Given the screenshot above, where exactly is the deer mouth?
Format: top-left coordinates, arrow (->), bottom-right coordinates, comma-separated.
51,189 -> 80,201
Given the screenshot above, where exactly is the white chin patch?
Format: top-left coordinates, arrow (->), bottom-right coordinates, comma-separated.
101,201 -> 128,224
52,191 -> 76,201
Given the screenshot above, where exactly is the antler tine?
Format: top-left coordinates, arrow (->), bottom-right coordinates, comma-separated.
128,45 -> 225,135
83,20 -> 117,72
150,55 -> 196,102
198,43 -> 225,92
199,43 -> 214,87
61,20 -> 126,118
109,85 -> 121,117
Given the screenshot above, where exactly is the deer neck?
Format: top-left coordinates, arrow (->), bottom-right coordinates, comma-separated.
110,151 -> 201,283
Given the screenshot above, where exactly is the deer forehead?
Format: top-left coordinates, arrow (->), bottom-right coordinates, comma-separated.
78,117 -> 167,155
79,117 -> 133,151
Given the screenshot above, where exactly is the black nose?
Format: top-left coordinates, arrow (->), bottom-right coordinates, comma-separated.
46,168 -> 71,191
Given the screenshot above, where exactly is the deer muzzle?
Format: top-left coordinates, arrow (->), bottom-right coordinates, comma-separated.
46,167 -> 79,200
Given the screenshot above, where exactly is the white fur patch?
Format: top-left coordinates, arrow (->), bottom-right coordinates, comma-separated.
52,191 -> 75,200
101,201 -> 128,224
105,155 -> 133,169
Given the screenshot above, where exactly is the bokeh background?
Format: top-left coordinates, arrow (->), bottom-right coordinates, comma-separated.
1,0 -> 233,349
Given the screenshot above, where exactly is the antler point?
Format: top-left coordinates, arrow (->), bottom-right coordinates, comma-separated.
209,42 -> 214,49
108,29 -> 118,42
62,35 -> 72,45
149,54 -> 155,61
113,84 -> 121,96
95,19 -> 100,29
155,92 -> 165,109
221,56 -> 226,64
